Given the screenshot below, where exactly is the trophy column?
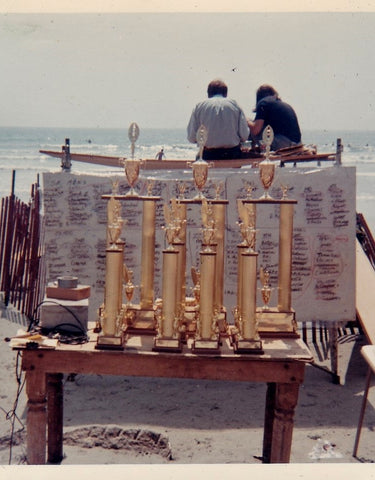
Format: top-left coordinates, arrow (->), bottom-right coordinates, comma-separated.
232,250 -> 262,353
278,202 -> 294,312
96,188 -> 126,350
153,203 -> 183,352
96,245 -> 125,349
212,200 -> 229,331
140,198 -> 157,310
230,199 -> 262,353
192,247 -> 220,353
153,247 -> 182,352
122,195 -> 160,334
173,200 -> 187,326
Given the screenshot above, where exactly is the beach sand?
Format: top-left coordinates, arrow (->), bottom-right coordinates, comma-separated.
1,304 -> 374,466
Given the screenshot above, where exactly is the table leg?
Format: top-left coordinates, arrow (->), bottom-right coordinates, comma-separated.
262,382 -> 300,463
262,382 -> 276,463
47,373 -> 64,463
25,370 -> 47,464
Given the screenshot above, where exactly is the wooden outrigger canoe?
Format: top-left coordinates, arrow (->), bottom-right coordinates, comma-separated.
39,149 -> 338,170
39,139 -> 341,170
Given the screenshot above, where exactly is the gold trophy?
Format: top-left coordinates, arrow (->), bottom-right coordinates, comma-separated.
96,217 -> 126,350
153,202 -> 183,352
259,125 -> 275,199
229,199 -> 262,354
192,197 -> 220,354
188,125 -> 212,199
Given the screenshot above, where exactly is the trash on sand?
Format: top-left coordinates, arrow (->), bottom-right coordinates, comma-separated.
308,438 -> 343,460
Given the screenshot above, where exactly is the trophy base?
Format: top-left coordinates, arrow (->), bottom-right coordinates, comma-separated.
257,307 -> 299,338
233,338 -> 263,355
192,338 -> 220,354
152,337 -> 182,353
126,306 -> 157,335
181,305 -> 227,338
95,334 -> 125,350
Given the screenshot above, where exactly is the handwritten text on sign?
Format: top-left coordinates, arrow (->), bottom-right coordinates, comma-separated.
42,166 -> 356,323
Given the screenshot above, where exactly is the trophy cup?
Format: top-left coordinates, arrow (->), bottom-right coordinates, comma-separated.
188,125 -> 211,200
259,125 -> 275,199
123,265 -> 135,305
124,158 -> 142,196
122,122 -> 142,196
122,265 -> 138,328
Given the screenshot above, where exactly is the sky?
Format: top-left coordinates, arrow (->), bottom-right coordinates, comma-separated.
1,2 -> 375,131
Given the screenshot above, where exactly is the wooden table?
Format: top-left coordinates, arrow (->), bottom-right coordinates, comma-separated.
20,332 -> 312,464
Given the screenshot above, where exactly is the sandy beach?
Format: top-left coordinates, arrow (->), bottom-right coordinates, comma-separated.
0,302 -> 374,467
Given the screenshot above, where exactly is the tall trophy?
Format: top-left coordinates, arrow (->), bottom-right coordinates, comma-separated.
192,198 -> 220,353
96,196 -> 126,350
230,199 -> 262,354
259,125 -> 275,199
153,202 -> 183,352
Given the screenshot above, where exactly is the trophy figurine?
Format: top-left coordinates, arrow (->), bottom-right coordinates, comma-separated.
188,124 -> 212,199
260,267 -> 273,311
259,125 -> 275,199
163,203 -> 179,249
237,199 -> 257,251
281,183 -> 290,200
201,198 -> 216,253
191,266 -> 201,306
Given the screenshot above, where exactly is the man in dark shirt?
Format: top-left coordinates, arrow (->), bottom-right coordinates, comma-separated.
248,84 -> 301,151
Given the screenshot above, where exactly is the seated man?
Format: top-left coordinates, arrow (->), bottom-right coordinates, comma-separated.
187,79 -> 250,160
248,84 -> 301,151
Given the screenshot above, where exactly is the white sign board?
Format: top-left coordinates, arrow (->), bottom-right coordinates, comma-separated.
42,165 -> 356,324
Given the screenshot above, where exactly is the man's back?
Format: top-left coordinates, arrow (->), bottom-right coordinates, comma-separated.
187,95 -> 249,149
256,96 -> 301,144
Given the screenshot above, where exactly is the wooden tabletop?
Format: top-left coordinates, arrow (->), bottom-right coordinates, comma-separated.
21,329 -> 313,384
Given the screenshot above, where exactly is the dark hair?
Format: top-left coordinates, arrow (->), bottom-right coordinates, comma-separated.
256,84 -> 279,104
207,79 -> 228,98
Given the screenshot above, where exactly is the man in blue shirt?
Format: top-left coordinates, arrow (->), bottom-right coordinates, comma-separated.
187,79 -> 250,160
248,84 -> 301,151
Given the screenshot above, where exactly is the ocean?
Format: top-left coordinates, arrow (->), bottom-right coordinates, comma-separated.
1,126 -> 374,233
